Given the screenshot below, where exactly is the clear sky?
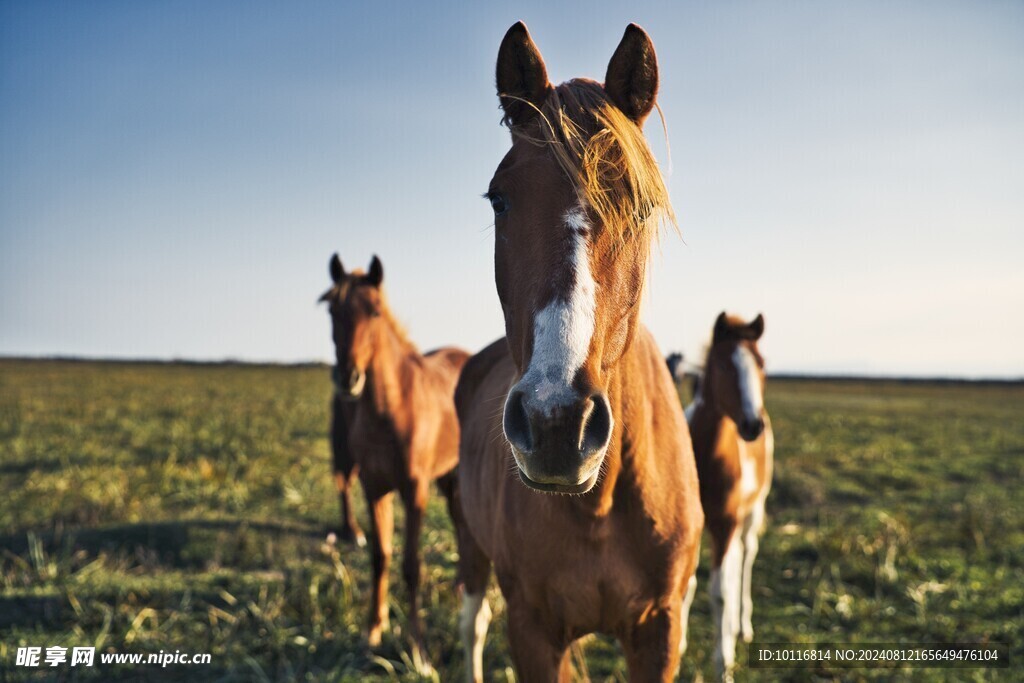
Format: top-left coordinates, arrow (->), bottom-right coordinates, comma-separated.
2,1 -> 1022,377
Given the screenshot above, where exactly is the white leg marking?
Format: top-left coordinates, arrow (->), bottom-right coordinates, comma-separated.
713,535 -> 743,680
508,206 -> 597,415
741,500 -> 765,643
679,573 -> 698,656
459,591 -> 491,683
732,346 -> 763,426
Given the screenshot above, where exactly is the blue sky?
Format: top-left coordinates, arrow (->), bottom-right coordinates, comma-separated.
2,1 -> 1022,377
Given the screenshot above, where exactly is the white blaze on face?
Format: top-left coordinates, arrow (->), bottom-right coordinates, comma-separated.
517,206 -> 597,414
732,345 -> 763,424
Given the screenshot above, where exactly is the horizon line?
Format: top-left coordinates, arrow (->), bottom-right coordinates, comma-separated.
2,354 -> 1021,385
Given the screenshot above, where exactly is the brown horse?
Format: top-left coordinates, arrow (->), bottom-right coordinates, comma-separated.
454,23 -> 704,682
319,253 -> 469,669
686,312 -> 773,681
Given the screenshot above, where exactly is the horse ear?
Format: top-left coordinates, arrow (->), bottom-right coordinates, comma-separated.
605,24 -> 659,125
365,255 -> 383,287
749,314 -> 765,340
496,22 -> 551,127
712,311 -> 730,345
329,253 -> 345,283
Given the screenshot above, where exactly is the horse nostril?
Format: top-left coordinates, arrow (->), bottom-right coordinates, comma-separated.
579,393 -> 613,457
740,417 -> 764,440
503,390 -> 534,454
345,367 -> 366,396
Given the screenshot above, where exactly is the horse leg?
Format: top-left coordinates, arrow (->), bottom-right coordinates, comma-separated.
622,602 -> 683,683
455,512 -> 493,681
459,589 -> 492,683
678,501 -> 704,664
436,468 -> 497,680
436,468 -> 459,531
366,491 -> 394,647
740,499 -> 765,643
710,524 -> 742,682
400,480 -> 431,672
678,573 -> 698,657
505,598 -> 571,683
333,469 -> 364,546
330,397 -> 364,545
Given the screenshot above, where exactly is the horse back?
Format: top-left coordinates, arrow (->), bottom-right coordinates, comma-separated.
424,346 -> 471,377
399,346 -> 469,480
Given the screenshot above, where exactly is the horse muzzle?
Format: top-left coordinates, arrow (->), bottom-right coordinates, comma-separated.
333,366 -> 366,400
502,388 -> 613,494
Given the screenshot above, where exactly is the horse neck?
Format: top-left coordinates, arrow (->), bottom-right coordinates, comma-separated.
692,362 -> 720,418
689,363 -> 731,453
573,335 -> 658,517
363,313 -> 421,419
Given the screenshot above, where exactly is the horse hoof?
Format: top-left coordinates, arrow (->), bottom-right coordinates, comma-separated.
329,527 -> 367,547
410,647 -> 434,677
367,628 -> 383,648
367,613 -> 390,648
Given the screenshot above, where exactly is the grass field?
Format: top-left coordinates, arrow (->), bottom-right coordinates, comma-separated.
1,359 -> 1021,681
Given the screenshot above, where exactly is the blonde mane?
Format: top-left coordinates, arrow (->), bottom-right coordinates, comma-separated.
508,79 -> 676,247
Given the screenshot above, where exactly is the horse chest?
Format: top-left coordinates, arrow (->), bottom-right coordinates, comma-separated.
493,504 -> 675,631
737,438 -> 759,498
347,408 -> 404,481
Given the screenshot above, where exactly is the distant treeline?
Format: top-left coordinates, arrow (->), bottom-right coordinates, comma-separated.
766,373 -> 1023,387
0,356 -> 328,370
1,356 -> 1021,385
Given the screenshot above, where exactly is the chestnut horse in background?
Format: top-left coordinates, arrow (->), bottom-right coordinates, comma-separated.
454,23 -> 703,682
686,312 -> 773,681
320,253 -> 469,669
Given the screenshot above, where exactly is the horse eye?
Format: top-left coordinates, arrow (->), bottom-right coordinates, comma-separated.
489,194 -> 508,216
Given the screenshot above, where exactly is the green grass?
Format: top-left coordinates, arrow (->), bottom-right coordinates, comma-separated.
1,360 -> 1021,681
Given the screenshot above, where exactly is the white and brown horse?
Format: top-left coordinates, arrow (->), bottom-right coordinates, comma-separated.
454,23 -> 703,682
686,312 -> 773,680
320,253 -> 469,669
